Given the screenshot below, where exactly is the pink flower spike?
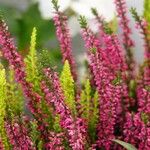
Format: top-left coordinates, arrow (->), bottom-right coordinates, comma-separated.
53,11 -> 77,81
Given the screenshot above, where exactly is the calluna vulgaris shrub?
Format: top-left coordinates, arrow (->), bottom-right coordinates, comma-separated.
0,0 -> 150,149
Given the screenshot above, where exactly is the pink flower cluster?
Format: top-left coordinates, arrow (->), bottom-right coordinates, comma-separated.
41,68 -> 87,150
5,120 -> 34,150
45,132 -> 64,150
123,113 -> 150,149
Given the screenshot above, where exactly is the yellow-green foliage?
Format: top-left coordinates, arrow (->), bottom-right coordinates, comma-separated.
144,0 -> 150,28
60,60 -> 76,115
53,114 -> 62,132
0,64 -> 9,148
6,69 -> 23,117
92,91 -> 99,126
80,79 -> 99,142
89,90 -> 99,141
25,27 -> 41,90
30,120 -> 43,150
80,79 -> 91,120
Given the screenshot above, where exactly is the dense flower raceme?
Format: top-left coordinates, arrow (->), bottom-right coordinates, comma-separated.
41,68 -> 87,150
80,17 -> 127,74
5,119 -> 35,150
44,132 -> 64,150
80,20 -> 129,149
52,3 -> 77,81
123,112 -> 150,149
87,50 -> 122,149
0,0 -> 150,149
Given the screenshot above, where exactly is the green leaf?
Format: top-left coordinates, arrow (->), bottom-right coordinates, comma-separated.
113,139 -> 137,150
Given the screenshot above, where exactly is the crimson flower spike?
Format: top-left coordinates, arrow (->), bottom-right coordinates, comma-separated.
114,0 -> 135,80
52,0 -> 77,81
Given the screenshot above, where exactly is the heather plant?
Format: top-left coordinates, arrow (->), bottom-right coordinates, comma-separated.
0,0 -> 150,150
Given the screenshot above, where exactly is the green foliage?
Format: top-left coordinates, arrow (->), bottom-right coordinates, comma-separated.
0,64 -> 9,149
90,47 -> 97,54
88,90 -> 99,143
112,72 -> 122,85
30,120 -> 43,149
53,114 -> 62,132
113,139 -> 137,150
6,69 -> 24,117
52,0 -> 60,11
129,80 -> 137,98
130,7 -> 141,22
144,0 -> 150,26
60,60 -> 76,115
80,79 -> 91,120
91,8 -> 113,34
38,49 -> 62,73
25,27 -> 41,91
80,79 -> 99,142
141,112 -> 149,124
78,16 -> 88,29
91,8 -> 99,17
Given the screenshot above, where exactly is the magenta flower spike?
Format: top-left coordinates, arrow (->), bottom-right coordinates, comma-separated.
123,112 -> 150,150
41,68 -> 87,150
44,132 -> 65,150
79,15 -> 133,149
5,120 -> 35,150
52,0 -> 77,81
